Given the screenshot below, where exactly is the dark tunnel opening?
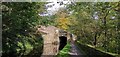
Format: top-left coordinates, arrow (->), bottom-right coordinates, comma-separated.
59,36 -> 67,50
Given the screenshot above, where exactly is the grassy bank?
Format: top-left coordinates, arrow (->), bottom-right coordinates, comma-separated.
56,42 -> 71,57
76,41 -> 118,57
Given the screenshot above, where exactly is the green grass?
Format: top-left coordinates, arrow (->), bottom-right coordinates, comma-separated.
56,42 -> 71,57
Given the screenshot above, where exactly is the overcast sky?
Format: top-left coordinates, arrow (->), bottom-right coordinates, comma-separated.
39,0 -> 72,16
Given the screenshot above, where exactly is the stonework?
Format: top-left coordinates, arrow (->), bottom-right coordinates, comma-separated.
37,25 -> 74,56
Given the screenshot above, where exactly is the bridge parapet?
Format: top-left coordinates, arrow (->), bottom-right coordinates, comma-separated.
36,25 -> 75,56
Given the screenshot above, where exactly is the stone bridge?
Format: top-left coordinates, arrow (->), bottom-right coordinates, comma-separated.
36,25 -> 76,56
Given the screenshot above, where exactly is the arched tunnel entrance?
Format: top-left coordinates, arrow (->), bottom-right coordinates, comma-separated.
59,36 -> 67,50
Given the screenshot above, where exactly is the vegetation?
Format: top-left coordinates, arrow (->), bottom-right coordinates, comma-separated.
56,42 -> 71,57
2,2 -> 120,57
76,41 -> 117,57
2,2 -> 46,56
68,2 -> 120,55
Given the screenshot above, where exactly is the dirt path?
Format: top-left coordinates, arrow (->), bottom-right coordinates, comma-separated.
68,42 -> 84,57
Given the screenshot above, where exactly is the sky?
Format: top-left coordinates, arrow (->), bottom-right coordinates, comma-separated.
39,0 -> 72,16
39,0 -> 116,20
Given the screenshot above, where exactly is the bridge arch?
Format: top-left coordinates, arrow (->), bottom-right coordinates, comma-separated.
59,36 -> 67,50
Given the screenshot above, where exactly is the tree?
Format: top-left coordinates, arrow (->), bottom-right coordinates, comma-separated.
2,2 -> 46,56
68,2 -> 120,54
55,9 -> 72,31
